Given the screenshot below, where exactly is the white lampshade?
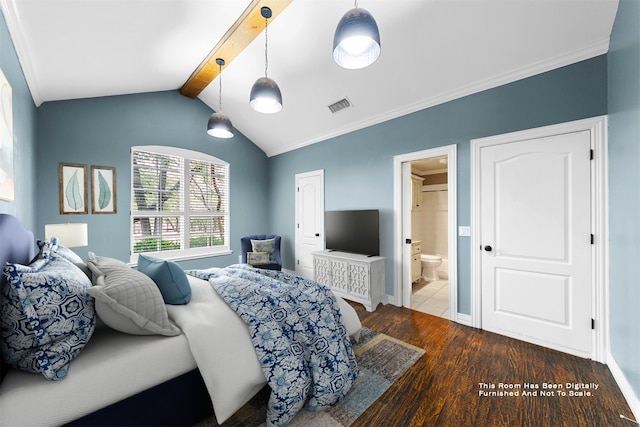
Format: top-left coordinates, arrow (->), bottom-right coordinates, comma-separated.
45,223 -> 88,247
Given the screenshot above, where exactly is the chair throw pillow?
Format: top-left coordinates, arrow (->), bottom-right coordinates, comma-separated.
137,254 -> 191,305
0,256 -> 96,380
247,251 -> 269,266
85,253 -> 180,336
251,239 -> 276,263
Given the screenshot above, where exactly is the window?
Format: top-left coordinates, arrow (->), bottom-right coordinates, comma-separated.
130,146 -> 230,262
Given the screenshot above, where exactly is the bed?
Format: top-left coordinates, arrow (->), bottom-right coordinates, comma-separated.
0,214 -> 363,426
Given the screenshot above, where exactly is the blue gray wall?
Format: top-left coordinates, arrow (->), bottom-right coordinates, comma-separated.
0,12 -> 37,231
268,56 -> 608,315
608,0 -> 640,403
35,91 -> 270,269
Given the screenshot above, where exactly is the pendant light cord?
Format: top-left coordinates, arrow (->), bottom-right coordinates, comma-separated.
264,15 -> 269,77
218,62 -> 223,112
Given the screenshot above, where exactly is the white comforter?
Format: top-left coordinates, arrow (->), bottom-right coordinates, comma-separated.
167,275 -> 362,424
0,327 -> 195,427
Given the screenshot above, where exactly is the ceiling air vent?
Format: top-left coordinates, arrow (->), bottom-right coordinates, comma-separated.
328,97 -> 352,114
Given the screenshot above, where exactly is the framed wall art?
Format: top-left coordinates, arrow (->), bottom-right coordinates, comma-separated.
91,165 -> 116,214
0,68 -> 15,202
59,163 -> 88,214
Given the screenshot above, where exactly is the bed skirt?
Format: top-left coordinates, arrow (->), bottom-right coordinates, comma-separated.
63,369 -> 213,427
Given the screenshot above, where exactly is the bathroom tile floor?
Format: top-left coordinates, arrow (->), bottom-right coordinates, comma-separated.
411,278 -> 449,319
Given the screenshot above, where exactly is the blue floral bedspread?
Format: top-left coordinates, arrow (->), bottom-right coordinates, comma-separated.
186,264 -> 358,426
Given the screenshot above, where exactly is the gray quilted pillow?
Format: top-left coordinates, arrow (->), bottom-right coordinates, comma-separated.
85,252 -> 180,336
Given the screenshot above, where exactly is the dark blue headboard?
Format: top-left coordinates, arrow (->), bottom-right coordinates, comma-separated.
0,214 -> 34,286
0,214 -> 35,382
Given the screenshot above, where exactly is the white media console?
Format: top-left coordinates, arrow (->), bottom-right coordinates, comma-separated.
312,250 -> 385,312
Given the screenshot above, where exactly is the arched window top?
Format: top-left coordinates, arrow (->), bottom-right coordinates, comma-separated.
132,145 -> 229,166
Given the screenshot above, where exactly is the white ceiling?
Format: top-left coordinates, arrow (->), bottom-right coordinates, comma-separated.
1,0 -> 619,157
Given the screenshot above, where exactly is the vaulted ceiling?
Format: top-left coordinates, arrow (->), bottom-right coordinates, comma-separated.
1,0 -> 619,156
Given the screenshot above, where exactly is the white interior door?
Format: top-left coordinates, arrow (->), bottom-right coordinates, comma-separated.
480,130 -> 592,358
295,170 -> 324,279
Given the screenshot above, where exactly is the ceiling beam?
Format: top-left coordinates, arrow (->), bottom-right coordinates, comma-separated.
180,0 -> 293,99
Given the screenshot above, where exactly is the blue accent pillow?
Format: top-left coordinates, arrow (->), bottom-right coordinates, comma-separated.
0,255 -> 95,380
137,254 -> 191,305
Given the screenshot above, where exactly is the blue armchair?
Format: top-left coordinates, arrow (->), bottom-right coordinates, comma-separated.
240,234 -> 282,271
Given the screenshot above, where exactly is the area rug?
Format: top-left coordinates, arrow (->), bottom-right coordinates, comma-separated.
196,328 -> 425,427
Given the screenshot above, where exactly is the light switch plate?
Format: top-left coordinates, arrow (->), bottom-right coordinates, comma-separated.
458,226 -> 471,237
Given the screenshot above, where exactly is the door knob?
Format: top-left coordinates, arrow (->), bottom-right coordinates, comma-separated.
484,245 -> 492,252
315,233 -> 320,237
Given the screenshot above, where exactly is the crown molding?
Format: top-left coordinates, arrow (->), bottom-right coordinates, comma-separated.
1,0 -> 43,106
265,38 -> 610,157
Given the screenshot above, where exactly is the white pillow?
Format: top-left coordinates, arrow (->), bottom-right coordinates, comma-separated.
85,253 -> 180,336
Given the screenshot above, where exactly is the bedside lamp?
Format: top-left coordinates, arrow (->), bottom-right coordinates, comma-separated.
45,223 -> 88,247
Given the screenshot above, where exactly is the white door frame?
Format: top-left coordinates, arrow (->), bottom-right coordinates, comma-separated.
470,115 -> 609,363
393,144 -> 458,320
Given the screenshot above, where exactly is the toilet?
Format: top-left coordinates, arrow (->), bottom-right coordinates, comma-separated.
421,254 -> 442,281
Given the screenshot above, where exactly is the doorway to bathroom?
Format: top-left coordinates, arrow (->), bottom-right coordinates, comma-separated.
393,145 -> 457,321
410,156 -> 450,317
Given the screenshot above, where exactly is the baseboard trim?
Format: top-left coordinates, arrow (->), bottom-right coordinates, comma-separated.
608,352 -> 640,423
381,294 -> 396,308
455,313 -> 472,327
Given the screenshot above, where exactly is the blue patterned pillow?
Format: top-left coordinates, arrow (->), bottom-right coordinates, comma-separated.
0,255 -> 96,380
37,238 -> 84,264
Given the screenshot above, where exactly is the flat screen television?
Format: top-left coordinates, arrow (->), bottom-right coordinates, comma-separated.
325,209 -> 379,256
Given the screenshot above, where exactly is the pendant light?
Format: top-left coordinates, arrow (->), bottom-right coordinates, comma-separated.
250,7 -> 283,114
333,0 -> 381,69
207,58 -> 234,138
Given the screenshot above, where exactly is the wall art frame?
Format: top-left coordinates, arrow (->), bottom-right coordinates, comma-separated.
59,163 -> 88,214
91,165 -> 117,214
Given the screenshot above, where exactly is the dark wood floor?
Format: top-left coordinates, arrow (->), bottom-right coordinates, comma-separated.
350,302 -> 636,427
